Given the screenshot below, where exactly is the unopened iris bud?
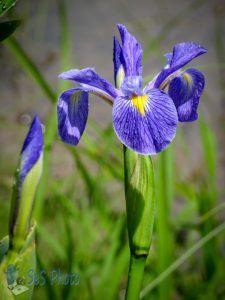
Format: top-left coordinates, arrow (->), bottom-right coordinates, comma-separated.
9,115 -> 43,254
124,147 -> 155,256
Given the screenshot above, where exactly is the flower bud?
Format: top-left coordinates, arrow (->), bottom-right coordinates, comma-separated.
9,116 -> 43,253
124,147 -> 155,256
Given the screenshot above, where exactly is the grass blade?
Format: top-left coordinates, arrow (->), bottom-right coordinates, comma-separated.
141,220 -> 225,298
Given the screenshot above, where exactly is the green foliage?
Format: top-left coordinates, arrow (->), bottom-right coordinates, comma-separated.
0,0 -> 17,17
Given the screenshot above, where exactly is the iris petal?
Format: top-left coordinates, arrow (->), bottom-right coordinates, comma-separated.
113,36 -> 122,85
164,52 -> 173,65
154,42 -> 207,88
59,68 -> 118,101
57,88 -> 88,145
168,68 -> 205,122
112,88 -> 178,155
20,115 -> 43,184
117,24 -> 143,77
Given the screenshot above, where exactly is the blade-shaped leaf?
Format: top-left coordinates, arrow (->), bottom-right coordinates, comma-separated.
0,0 -> 18,17
0,20 -> 20,42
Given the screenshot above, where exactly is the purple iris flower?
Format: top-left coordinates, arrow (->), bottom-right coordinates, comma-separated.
57,24 -> 207,155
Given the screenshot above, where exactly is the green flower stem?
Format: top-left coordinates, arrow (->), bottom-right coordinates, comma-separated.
125,255 -> 146,300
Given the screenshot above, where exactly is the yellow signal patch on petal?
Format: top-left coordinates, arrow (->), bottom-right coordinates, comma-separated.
183,72 -> 192,85
131,95 -> 148,116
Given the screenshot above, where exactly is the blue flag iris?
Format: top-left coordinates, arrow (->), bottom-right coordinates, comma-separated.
57,24 -> 207,155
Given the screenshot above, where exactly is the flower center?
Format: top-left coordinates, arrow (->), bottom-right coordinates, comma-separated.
121,76 -> 143,96
131,94 -> 148,116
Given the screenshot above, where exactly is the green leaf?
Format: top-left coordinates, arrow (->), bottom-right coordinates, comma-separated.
0,20 -> 20,42
0,0 -> 17,17
106,246 -> 129,300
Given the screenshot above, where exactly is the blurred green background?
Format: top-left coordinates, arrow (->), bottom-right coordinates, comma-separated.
0,0 -> 225,299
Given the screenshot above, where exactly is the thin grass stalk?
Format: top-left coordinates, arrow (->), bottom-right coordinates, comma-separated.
4,37 -> 56,103
156,145 -> 174,300
198,116 -> 218,279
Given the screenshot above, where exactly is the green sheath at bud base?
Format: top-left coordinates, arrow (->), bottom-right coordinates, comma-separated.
124,146 -> 155,256
9,153 -> 43,254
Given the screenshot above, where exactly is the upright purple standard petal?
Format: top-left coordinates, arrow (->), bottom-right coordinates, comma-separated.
154,42 -> 207,88
20,116 -> 43,184
113,36 -> 122,85
57,88 -> 88,145
117,24 -> 143,77
59,68 -> 118,101
112,89 -> 178,155
168,68 -> 205,122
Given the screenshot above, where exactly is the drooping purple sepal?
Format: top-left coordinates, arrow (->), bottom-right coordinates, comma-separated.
117,24 -> 143,77
154,42 -> 207,88
59,68 -> 118,101
57,88 -> 88,146
112,89 -> 178,155
168,68 -> 205,122
19,115 -> 43,184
